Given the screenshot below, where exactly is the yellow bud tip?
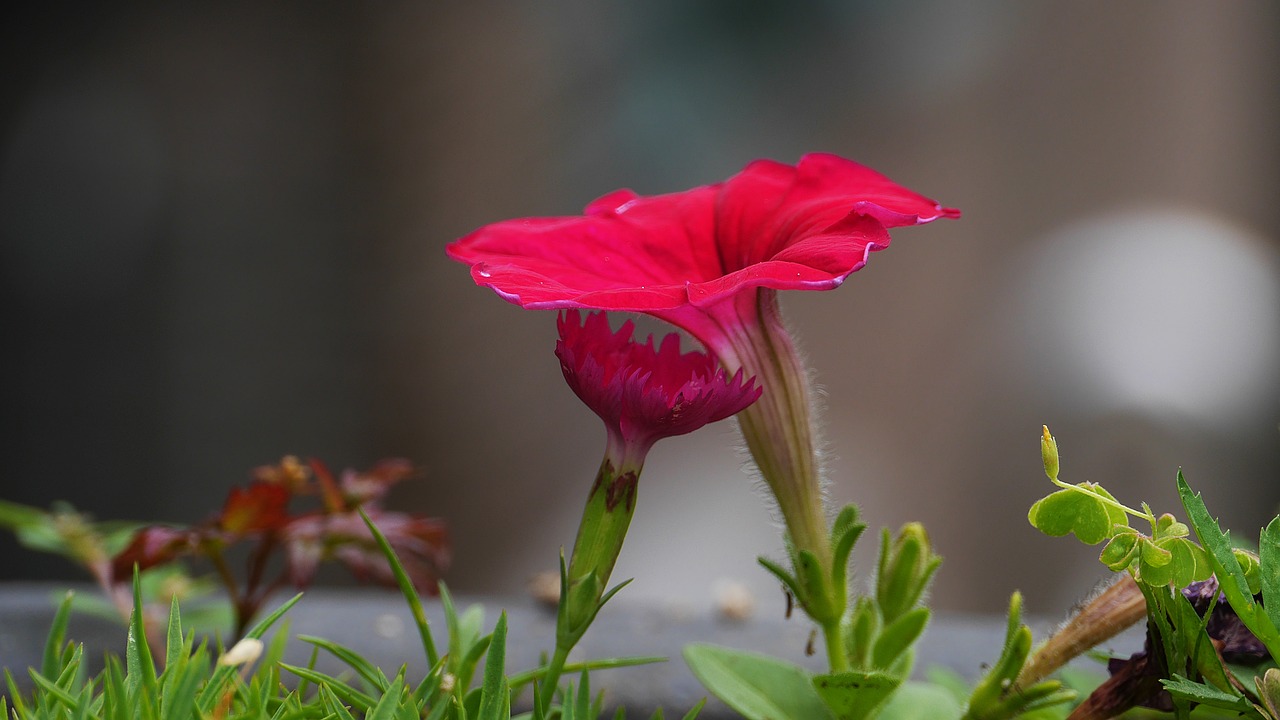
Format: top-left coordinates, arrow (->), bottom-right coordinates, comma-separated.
1040,425 -> 1060,480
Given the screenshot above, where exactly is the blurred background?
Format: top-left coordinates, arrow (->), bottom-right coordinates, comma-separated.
2,1 -> 1278,621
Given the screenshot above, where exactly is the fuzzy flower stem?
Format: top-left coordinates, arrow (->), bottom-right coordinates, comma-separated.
700,289 -> 832,575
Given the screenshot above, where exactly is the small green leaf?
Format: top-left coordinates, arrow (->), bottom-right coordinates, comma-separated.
1098,531 -> 1140,572
1235,549 -> 1263,595
812,670 -> 901,720
684,643 -> 834,720
1027,483 -> 1125,545
1160,537 -> 1214,588
1139,537 -> 1172,568
1154,513 -> 1189,539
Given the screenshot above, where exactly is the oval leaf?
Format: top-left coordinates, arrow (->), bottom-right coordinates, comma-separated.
684,643 -> 834,720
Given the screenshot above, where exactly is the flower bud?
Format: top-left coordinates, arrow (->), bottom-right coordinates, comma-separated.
218,637 -> 264,667
1041,425 -> 1060,480
876,523 -> 942,624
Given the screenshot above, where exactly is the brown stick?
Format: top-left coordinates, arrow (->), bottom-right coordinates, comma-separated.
1017,574 -> 1147,688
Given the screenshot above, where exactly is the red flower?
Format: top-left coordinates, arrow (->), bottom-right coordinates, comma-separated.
447,153 -> 956,347
450,154 -> 956,606
556,309 -> 761,463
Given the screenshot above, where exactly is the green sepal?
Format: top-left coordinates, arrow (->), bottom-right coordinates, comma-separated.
1027,482 -> 1127,545
758,556 -> 805,608
829,504 -> 867,609
796,549 -> 837,624
846,597 -> 881,669
873,607 -> 930,671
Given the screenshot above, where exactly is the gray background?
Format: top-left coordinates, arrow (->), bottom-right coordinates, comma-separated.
2,1 -> 1278,623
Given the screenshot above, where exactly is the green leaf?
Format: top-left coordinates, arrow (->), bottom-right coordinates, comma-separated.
1027,483 -> 1125,545
683,643 -> 833,720
1178,473 -> 1254,607
873,681 -> 962,720
1262,517 -> 1280,637
1099,531 -> 1140,572
1154,513 -> 1189,540
812,670 -> 902,720
1159,537 -> 1214,588
1178,472 -> 1280,660
1161,675 -> 1257,715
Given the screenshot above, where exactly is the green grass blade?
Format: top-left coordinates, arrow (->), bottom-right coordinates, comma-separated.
164,596 -> 183,673
366,677 -> 405,720
680,698 -> 707,720
29,669 -> 80,709
280,664 -> 376,711
158,656 -> 203,720
359,508 -> 439,667
125,569 -> 158,701
319,685 -> 360,720
507,656 -> 665,694
6,668 -> 32,720
297,635 -> 390,692
42,590 -> 75,680
476,613 -> 508,720
197,593 -> 303,714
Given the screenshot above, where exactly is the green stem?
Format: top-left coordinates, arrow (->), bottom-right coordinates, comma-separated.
537,645 -> 572,717
1049,476 -> 1151,523
822,619 -> 849,673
